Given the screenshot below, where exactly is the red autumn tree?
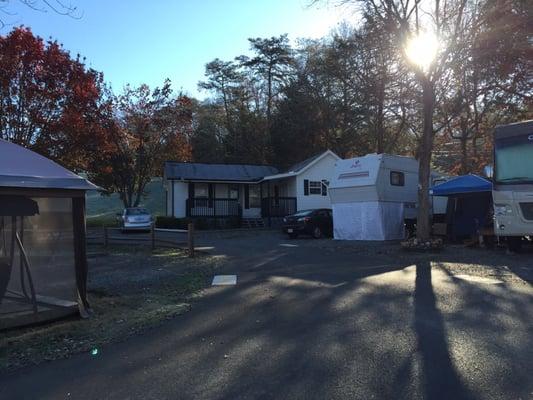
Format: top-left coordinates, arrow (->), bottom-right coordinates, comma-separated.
88,81 -> 193,208
0,26 -> 109,170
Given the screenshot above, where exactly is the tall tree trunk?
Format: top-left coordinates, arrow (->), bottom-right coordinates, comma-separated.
120,192 -> 128,209
133,191 -> 142,207
126,186 -> 134,208
460,134 -> 468,174
376,108 -> 384,154
416,77 -> 435,241
376,70 -> 386,153
265,65 -> 273,162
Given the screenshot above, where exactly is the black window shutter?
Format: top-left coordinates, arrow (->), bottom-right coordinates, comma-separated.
304,179 -> 309,196
244,185 -> 250,209
188,182 -> 195,199
321,182 -> 327,196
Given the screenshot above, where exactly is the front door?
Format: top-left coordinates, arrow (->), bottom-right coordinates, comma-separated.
243,184 -> 261,218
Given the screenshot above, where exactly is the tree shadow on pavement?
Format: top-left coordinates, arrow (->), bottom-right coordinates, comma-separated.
2,237 -> 532,400
414,261 -> 476,400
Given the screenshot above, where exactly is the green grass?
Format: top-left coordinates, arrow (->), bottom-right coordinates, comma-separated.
0,248 -> 222,372
86,178 -> 165,219
86,215 -> 120,228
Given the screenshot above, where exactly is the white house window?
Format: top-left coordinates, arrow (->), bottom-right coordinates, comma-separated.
309,181 -> 322,195
228,185 -> 239,199
194,183 -> 208,198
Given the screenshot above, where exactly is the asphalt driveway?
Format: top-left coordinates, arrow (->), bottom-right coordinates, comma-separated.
1,231 -> 532,400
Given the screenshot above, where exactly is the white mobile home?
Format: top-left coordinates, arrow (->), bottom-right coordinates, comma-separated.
163,150 -> 340,226
329,154 -> 446,240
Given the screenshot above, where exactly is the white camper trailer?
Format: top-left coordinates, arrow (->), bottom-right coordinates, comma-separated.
329,154 -> 446,240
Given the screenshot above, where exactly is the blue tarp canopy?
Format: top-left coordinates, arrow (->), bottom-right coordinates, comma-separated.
430,174 -> 492,196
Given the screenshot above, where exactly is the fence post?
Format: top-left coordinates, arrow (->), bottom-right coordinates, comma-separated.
213,199 -> 217,229
151,224 -> 155,251
103,226 -> 108,248
188,222 -> 195,258
268,198 -> 272,228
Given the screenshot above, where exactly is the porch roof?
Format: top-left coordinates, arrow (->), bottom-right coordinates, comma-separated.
261,150 -> 340,181
164,162 -> 278,182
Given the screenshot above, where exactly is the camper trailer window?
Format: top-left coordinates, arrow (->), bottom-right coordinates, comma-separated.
390,171 -> 405,186
309,181 -> 322,195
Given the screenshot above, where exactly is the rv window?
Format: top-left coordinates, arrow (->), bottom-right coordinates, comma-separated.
390,171 -> 405,186
309,181 -> 322,195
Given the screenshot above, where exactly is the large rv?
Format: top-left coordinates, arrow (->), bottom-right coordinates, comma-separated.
492,120 -> 533,250
328,154 -> 446,240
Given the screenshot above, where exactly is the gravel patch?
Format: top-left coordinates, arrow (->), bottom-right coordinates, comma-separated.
0,247 -> 228,372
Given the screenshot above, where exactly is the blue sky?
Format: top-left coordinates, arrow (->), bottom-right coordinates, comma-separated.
2,0 -> 349,98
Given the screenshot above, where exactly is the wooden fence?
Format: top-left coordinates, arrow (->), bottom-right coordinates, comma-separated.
87,224 -> 195,256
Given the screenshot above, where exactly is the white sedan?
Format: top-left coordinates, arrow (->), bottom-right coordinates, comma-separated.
119,208 -> 153,231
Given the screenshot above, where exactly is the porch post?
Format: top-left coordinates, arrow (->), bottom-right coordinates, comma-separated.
171,180 -> 175,217
213,182 -> 217,229
267,181 -> 272,228
259,182 -> 263,218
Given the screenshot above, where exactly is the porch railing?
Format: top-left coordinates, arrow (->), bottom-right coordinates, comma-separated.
261,197 -> 297,218
186,198 -> 241,218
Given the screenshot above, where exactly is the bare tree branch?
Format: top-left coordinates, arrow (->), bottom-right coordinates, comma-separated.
0,0 -> 81,29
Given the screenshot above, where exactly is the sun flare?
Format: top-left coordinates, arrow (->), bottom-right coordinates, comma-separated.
405,31 -> 439,71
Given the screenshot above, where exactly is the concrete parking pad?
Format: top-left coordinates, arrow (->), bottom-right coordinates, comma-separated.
212,275 -> 237,285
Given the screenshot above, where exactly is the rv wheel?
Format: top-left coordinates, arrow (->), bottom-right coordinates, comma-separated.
507,237 -> 522,253
313,227 -> 323,239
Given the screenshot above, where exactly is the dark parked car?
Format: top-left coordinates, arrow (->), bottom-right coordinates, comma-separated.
282,209 -> 333,239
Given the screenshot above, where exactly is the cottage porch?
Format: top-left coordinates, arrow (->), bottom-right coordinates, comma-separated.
185,180 -> 296,221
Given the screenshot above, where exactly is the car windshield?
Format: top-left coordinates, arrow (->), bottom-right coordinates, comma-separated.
126,208 -> 149,215
495,134 -> 533,184
292,210 -> 314,217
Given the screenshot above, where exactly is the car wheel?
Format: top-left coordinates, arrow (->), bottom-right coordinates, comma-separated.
312,226 -> 322,239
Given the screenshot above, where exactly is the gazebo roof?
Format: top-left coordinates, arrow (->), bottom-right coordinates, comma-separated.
0,139 -> 97,190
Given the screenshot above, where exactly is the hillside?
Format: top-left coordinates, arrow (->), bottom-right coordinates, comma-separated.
86,178 -> 165,220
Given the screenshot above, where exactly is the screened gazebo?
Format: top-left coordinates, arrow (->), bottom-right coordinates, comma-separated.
0,139 -> 97,330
